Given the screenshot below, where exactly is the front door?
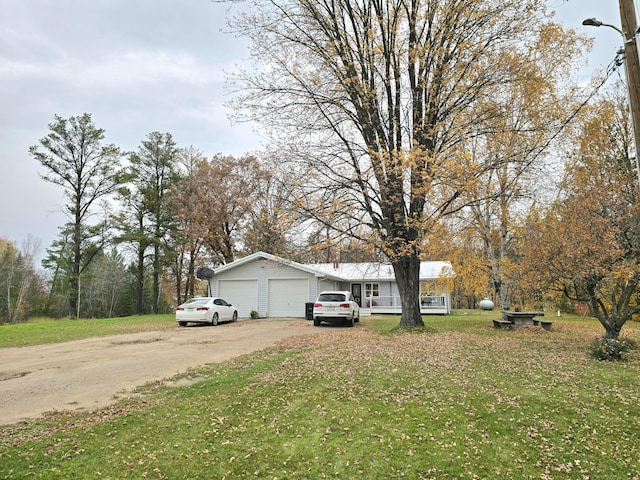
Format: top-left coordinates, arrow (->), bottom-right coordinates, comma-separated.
351,284 -> 362,306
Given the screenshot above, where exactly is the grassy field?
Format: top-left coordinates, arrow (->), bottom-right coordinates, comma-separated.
1,311 -> 639,479
0,314 -> 175,348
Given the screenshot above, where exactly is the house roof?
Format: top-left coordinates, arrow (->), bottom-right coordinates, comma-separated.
213,251 -> 453,282
213,251 -> 341,279
308,261 -> 453,281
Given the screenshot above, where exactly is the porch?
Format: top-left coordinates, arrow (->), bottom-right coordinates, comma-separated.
359,295 -> 450,316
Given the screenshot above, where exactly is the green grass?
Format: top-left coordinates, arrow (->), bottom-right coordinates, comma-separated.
1,311 -> 639,479
364,309 -> 497,335
0,314 -> 175,348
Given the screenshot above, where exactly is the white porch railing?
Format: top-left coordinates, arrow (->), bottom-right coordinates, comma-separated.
361,295 -> 448,315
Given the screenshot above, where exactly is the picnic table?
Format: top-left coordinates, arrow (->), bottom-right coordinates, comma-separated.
493,310 -> 552,330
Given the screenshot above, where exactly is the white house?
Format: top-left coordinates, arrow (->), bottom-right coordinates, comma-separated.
207,251 -> 454,318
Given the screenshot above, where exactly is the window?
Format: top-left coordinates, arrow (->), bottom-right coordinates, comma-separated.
365,283 -> 379,298
318,293 -> 347,302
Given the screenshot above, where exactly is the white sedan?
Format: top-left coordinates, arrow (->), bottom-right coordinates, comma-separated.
176,297 -> 238,327
313,291 -> 360,327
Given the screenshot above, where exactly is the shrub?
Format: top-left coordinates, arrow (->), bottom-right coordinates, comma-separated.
250,310 -> 259,319
589,337 -> 631,361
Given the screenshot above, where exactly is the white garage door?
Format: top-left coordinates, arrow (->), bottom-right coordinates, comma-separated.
268,278 -> 309,317
218,280 -> 258,318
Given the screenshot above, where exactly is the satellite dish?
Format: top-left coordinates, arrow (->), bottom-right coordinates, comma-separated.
195,267 -> 215,280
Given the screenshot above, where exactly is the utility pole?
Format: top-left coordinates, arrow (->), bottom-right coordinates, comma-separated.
619,0 -> 640,185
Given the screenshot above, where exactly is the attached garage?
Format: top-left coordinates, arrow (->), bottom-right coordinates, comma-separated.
218,280 -> 258,318
210,252 -> 331,318
268,278 -> 309,317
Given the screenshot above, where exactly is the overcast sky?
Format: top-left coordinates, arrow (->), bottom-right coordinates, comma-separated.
0,0 -> 628,265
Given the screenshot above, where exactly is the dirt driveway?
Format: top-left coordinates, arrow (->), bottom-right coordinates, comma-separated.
0,319 -> 326,425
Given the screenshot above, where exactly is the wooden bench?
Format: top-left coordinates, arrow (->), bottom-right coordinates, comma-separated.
493,319 -> 514,329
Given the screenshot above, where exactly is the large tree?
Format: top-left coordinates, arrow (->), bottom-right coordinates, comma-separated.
128,132 -> 180,314
243,154 -> 299,257
166,147 -> 209,305
521,84 -> 640,339
114,183 -> 151,315
167,153 -> 263,302
30,113 -> 125,317
453,19 -> 587,310
224,0 -> 580,326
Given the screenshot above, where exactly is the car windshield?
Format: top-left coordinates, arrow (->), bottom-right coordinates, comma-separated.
318,293 -> 346,302
184,298 -> 210,305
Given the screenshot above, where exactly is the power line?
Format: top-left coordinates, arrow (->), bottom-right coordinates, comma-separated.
532,51 -> 625,162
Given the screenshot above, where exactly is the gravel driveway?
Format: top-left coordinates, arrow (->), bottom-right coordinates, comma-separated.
0,319 -> 325,425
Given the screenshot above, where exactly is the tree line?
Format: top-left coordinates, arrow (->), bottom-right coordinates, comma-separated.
3,0 -> 639,341
2,114 -> 311,322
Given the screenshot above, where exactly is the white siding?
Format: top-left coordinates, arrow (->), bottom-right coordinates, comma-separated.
268,278 -> 309,317
318,279 -> 337,294
212,258 -> 318,318
218,280 -> 258,318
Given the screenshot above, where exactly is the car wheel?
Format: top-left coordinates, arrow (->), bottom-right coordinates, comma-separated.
313,317 -> 321,326
178,321 -> 187,327
347,316 -> 355,327
232,311 -> 238,322
212,313 -> 219,326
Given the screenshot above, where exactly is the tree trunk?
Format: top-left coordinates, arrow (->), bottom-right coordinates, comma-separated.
590,298 -> 625,340
70,251 -> 81,318
393,254 -> 424,327
152,243 -> 160,314
175,251 -> 184,306
69,274 -> 79,318
602,322 -> 622,340
598,307 -> 627,340
135,246 -> 145,315
11,275 -> 29,323
187,255 -> 196,298
585,275 -> 640,340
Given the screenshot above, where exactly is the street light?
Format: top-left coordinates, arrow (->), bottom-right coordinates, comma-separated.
582,17 -> 625,37
583,17 -> 640,187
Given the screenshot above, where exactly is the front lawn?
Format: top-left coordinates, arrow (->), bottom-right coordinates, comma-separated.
0,314 -> 175,348
1,312 -> 638,479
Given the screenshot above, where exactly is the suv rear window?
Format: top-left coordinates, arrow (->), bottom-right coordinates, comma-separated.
318,293 -> 347,302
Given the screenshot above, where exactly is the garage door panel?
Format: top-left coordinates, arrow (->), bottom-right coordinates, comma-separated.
218,280 -> 258,318
268,278 -> 309,317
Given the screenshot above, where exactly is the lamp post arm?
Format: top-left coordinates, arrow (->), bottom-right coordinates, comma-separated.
602,21 -> 625,38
